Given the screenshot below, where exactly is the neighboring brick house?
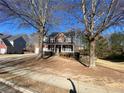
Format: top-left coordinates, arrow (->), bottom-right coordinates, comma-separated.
0,34 -> 26,54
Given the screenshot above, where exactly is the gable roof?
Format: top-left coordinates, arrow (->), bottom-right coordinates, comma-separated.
0,34 -> 28,47
21,34 -> 30,42
64,31 -> 75,37
0,33 -> 3,35
7,35 -> 21,41
0,38 -> 12,47
0,34 -> 11,39
49,32 -> 59,37
2,39 -> 12,47
49,32 -> 76,38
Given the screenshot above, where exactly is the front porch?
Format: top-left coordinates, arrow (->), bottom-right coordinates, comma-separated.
48,44 -> 74,53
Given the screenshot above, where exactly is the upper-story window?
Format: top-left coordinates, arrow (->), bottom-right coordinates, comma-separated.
43,36 -> 48,42
50,38 -> 54,43
66,37 -> 71,42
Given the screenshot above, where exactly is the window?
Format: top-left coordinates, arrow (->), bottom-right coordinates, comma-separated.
50,38 -> 54,43
66,38 -> 71,42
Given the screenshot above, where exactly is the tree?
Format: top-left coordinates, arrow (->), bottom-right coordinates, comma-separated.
59,0 -> 124,67
109,32 -> 124,55
67,28 -> 83,51
81,0 -> 124,67
0,0 -> 54,59
96,35 -> 109,58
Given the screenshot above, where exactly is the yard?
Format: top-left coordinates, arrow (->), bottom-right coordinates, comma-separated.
0,55 -> 124,93
0,53 -> 35,58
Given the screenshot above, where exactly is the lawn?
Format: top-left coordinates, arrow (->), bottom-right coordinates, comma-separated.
0,55 -> 124,93
11,56 -> 124,89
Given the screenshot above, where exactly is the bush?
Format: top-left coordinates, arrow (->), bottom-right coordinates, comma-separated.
79,49 -> 89,56
74,52 -> 80,60
44,51 -> 54,56
59,52 -> 73,58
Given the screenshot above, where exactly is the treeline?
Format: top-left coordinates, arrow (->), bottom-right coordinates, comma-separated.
81,31 -> 124,60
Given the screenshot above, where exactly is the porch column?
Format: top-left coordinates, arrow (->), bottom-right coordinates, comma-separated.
61,45 -> 63,52
72,45 -> 74,52
54,45 -> 56,53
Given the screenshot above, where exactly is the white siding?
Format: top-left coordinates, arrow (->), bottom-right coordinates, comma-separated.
50,38 -> 54,43
66,38 -> 71,42
0,48 -> 7,54
35,47 -> 39,54
9,41 -> 14,46
43,48 -> 49,51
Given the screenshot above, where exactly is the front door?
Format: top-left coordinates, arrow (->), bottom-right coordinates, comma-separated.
56,45 -> 61,53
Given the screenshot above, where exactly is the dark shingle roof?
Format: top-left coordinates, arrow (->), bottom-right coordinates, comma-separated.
2,39 -> 12,47
64,32 -> 75,37
49,32 -> 75,37
49,32 -> 59,37
0,33 -> 3,35
49,31 -> 83,38
0,34 -> 11,39
7,36 -> 21,41
21,34 -> 30,42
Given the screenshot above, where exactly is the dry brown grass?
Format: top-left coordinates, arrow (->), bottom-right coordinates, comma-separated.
0,55 -> 124,92
15,56 -> 124,89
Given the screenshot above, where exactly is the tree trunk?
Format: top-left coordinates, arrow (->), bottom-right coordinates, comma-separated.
89,40 -> 96,67
37,27 -> 44,59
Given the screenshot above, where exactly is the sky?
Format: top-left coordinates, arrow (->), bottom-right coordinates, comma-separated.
0,20 -> 82,35
0,16 -> 123,36
0,0 -> 123,36
0,11 -> 85,35
0,21 -> 36,35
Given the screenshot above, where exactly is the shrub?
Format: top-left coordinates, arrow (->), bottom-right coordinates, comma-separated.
59,52 -> 73,58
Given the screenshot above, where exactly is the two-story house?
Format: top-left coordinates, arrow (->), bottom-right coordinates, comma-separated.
45,32 -> 74,53
31,31 -> 84,54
